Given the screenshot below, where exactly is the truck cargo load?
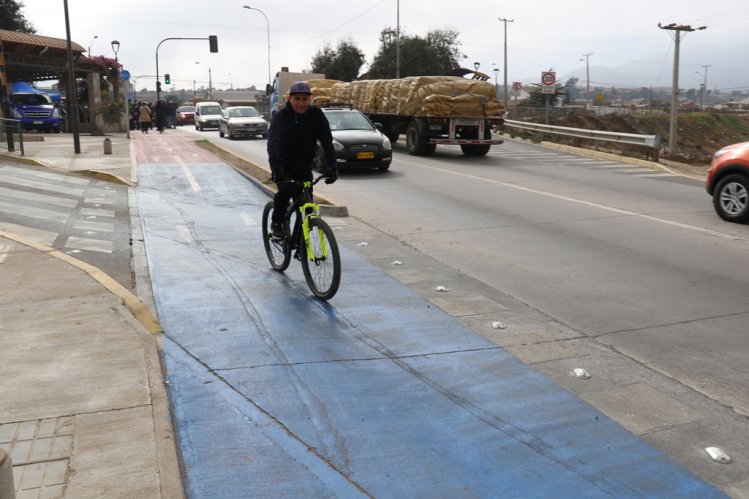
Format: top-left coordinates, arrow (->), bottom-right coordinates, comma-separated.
310,75 -> 504,157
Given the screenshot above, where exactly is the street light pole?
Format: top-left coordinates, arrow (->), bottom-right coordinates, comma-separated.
498,17 -> 514,109
243,6 -> 271,87
195,61 -> 212,99
62,0 -> 80,153
111,40 -> 129,139
88,35 -> 98,56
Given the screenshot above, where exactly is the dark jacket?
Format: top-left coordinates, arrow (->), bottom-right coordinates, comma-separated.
267,101 -> 336,181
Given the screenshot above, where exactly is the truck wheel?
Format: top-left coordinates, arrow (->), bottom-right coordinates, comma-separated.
460,144 -> 491,156
406,121 -> 428,156
425,143 -> 437,156
386,131 -> 399,143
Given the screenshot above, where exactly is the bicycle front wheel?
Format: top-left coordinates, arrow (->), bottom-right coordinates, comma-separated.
262,201 -> 291,272
301,217 -> 341,300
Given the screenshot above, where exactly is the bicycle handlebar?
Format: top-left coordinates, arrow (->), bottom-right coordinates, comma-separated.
276,174 -> 331,187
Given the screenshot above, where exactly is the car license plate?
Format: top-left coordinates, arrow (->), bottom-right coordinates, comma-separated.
33,121 -> 43,125
357,152 -> 375,159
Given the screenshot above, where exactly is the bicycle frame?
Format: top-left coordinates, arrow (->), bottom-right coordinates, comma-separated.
287,181 -> 328,262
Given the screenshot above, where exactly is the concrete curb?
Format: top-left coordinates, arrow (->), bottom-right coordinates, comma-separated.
0,229 -> 161,335
195,140 -> 350,218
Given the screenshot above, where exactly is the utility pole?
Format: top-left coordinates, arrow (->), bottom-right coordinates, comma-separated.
396,0 -> 400,78
498,17 -> 514,109
580,53 -> 593,105
658,22 -> 706,156
700,64 -> 710,110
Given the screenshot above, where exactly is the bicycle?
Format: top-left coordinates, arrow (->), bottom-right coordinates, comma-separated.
262,175 -> 341,300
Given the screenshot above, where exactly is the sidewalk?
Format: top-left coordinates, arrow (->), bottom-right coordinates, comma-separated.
0,133 -> 183,498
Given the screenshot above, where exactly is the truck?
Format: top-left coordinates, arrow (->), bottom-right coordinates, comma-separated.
268,68 -> 325,117
308,74 -> 505,157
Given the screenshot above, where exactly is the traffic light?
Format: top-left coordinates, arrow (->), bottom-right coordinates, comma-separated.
164,74 -> 170,84
156,81 -> 162,92
209,35 -> 218,53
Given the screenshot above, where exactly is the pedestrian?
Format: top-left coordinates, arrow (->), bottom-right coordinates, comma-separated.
266,81 -> 337,239
154,100 -> 167,133
138,103 -> 152,133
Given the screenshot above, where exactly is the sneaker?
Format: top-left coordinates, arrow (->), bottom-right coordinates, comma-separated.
271,223 -> 285,240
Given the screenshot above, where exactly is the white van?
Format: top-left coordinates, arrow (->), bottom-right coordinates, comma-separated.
194,101 -> 222,131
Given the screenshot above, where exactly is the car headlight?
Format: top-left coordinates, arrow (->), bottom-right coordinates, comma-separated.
712,148 -> 731,161
382,136 -> 392,150
332,139 -> 344,152
52,108 -> 61,118
11,108 -> 22,119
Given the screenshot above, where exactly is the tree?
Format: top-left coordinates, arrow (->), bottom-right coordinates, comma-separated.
563,76 -> 579,104
367,28 -> 464,79
523,85 -> 562,107
0,0 -> 35,33
310,39 -> 365,81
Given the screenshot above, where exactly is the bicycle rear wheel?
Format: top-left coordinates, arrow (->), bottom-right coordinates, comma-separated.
301,217 -> 341,300
262,201 -> 291,271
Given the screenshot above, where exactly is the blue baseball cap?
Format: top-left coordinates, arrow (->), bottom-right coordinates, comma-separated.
289,81 -> 312,95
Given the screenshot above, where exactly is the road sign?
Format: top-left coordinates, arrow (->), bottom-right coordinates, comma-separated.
541,71 -> 556,94
120,70 -> 130,81
511,81 -> 522,95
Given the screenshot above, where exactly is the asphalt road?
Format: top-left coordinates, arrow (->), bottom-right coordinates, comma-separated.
176,126 -> 749,494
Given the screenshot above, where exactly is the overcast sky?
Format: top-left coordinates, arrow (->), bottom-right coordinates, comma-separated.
20,1 -> 749,92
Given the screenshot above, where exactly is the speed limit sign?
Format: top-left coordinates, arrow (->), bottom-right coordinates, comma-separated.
541,71 -> 556,94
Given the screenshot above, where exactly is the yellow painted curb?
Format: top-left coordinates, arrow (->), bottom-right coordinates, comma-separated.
79,169 -> 137,186
0,152 -> 47,167
0,229 -> 162,335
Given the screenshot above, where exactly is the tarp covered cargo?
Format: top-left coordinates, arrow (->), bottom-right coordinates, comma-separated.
322,76 -> 504,117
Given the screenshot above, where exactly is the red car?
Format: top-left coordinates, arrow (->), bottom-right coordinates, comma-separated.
175,105 -> 195,126
706,141 -> 749,223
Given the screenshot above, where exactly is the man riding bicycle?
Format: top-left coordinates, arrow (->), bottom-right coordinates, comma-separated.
267,81 -> 337,239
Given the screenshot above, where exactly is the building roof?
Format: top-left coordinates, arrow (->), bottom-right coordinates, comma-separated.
0,29 -> 87,82
0,29 -> 85,52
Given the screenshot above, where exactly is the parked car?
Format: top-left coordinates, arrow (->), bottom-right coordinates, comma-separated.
706,141 -> 749,223
194,101 -> 222,131
175,106 -> 195,126
10,91 -> 62,133
218,106 -> 268,139
314,108 -> 392,172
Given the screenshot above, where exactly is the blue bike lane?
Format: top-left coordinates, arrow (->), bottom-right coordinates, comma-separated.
134,134 -> 724,497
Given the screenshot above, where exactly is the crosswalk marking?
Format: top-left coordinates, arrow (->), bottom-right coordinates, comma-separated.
0,164 -> 124,259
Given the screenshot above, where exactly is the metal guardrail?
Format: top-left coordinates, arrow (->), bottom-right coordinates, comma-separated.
504,119 -> 660,161
0,117 -> 25,155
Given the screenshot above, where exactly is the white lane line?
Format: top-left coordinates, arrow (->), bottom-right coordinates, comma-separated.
240,212 -> 257,226
176,156 -> 202,192
176,225 -> 193,243
0,242 -> 12,263
411,162 -> 749,243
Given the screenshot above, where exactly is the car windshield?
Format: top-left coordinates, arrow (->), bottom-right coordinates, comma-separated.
178,106 -> 195,113
11,94 -> 51,106
326,111 -> 373,131
229,107 -> 260,118
202,106 -> 222,115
